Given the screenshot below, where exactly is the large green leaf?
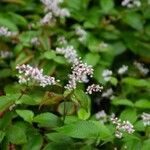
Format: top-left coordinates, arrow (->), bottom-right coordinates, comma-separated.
22,134 -> 43,150
100,0 -> 114,14
56,120 -> 111,140
112,98 -> 134,107
122,77 -> 150,88
33,113 -> 62,128
120,108 -> 137,124
135,99 -> 150,109
16,110 -> 34,123
6,125 -> 27,145
0,94 -> 19,112
122,12 -> 143,30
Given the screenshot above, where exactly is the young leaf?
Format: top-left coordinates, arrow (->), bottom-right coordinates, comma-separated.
16,110 -> 34,123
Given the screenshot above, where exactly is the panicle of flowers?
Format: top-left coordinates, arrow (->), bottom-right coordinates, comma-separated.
31,37 -> 40,46
102,69 -> 112,81
86,84 -> 103,95
75,26 -> 87,42
141,112 -> 150,127
95,110 -> 107,123
56,45 -> 79,64
102,88 -> 113,98
121,0 -> 141,8
40,0 -> 70,18
0,26 -> 17,37
134,61 -> 149,76
0,50 -> 13,59
118,65 -> 128,75
65,60 -> 94,90
16,64 -> 56,87
110,116 -> 135,138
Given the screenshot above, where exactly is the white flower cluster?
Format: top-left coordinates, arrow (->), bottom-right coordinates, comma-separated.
118,65 -> 128,75
111,116 -> 135,138
102,69 -> 112,81
31,37 -> 40,46
86,84 -> 103,94
134,61 -> 149,76
16,64 -> 56,87
65,60 -> 93,90
75,26 -> 87,42
95,110 -> 107,123
141,112 -> 150,126
0,50 -> 13,59
0,26 -> 17,37
57,36 -> 67,46
102,88 -> 113,98
56,45 -> 79,64
40,12 -> 56,25
121,0 -> 141,8
40,0 -> 70,19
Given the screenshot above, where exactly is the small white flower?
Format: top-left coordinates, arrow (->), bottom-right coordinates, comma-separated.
40,0 -> 70,18
102,88 -> 113,98
0,50 -> 13,58
121,0 -> 141,8
86,84 -> 103,94
0,26 -> 17,37
118,65 -> 128,75
16,64 -> 56,87
31,37 -> 40,46
65,60 -> 93,90
102,69 -> 112,81
110,115 -> 134,138
134,61 -> 149,76
75,26 -> 87,42
56,45 -> 79,64
141,112 -> 150,126
95,110 -> 107,123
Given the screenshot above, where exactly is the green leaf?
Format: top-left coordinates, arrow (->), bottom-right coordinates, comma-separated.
0,130 -> 5,143
0,112 -> 14,130
120,108 -> 137,124
73,89 -> 91,111
57,101 -> 75,115
19,31 -> 40,46
100,0 -> 114,14
142,139 -> 150,150
46,133 -> 72,144
16,110 -> 34,123
22,134 -> 43,150
84,53 -> 100,66
134,120 -> 145,132
112,98 -> 134,107
6,125 -> 27,144
0,14 -> 18,31
77,108 -> 90,120
0,94 -> 19,112
122,77 -> 150,88
43,51 -> 56,60
33,113 -> 62,128
110,77 -> 118,86
135,99 -> 150,109
122,12 -> 143,30
56,120 -> 111,140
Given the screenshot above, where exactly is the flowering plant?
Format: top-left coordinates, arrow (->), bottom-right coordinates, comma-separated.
0,0 -> 150,149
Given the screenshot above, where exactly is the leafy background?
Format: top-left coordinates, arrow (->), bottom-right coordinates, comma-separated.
0,0 -> 150,150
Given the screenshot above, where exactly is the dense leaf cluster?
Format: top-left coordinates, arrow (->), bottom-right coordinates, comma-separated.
0,0 -> 150,149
